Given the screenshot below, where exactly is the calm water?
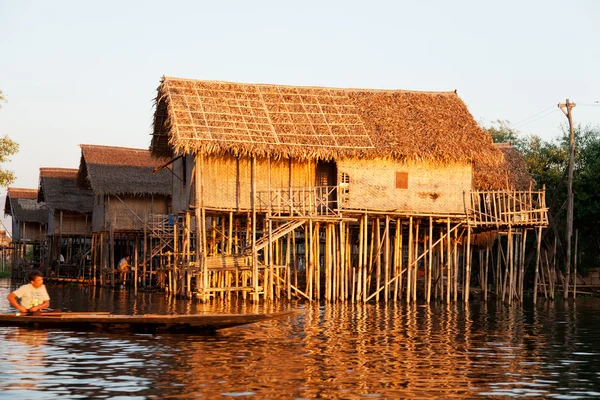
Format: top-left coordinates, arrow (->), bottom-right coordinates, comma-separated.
1,278 -> 600,399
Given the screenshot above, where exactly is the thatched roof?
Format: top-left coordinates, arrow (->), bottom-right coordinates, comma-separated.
77,145 -> 172,196
151,77 -> 507,189
494,142 -> 533,190
38,168 -> 94,213
4,188 -> 48,223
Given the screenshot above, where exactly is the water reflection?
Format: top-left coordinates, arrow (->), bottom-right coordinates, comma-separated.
1,279 -> 600,398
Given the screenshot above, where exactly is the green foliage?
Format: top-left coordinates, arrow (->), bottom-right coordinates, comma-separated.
482,119 -> 525,149
0,90 -> 19,186
522,124 -> 600,271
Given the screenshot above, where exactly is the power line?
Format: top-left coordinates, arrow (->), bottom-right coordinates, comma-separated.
512,108 -> 561,129
509,105 -> 556,129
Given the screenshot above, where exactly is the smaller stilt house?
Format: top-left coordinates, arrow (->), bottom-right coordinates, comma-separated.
3,188 -> 48,277
76,144 -> 172,286
38,168 -> 94,279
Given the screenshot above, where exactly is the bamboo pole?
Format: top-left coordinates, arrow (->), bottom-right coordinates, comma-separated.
427,217 -> 433,304
375,218 -> 381,303
438,227 -> 444,301
533,226 -> 542,304
446,218 -> 451,304
314,222 -> 321,301
251,155 -> 258,302
362,214 -> 368,302
520,229 -> 528,301
464,225 -> 472,303
453,227 -> 458,303
339,220 -> 346,301
384,216 -> 390,303
307,219 -> 313,301
574,228 -> 578,298
413,220 -> 419,302
406,217 -> 413,304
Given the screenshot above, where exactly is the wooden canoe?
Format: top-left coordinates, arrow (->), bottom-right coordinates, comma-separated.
0,310 -> 298,333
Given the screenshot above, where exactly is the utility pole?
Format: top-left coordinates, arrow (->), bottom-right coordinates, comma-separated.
558,99 -> 576,299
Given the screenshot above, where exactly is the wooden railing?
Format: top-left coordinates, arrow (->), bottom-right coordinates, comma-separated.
256,186 -> 341,217
466,189 -> 548,227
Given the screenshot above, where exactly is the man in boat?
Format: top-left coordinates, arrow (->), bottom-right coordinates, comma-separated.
7,269 -> 50,314
118,254 -> 131,286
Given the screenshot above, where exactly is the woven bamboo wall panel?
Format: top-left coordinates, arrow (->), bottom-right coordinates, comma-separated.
338,159 -> 471,213
105,196 -> 169,231
171,156 -> 192,213
92,201 -> 104,232
202,154 -> 312,210
52,214 -> 91,235
18,223 -> 46,242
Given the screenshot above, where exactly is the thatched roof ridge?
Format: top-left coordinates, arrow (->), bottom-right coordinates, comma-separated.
39,168 -> 78,179
38,167 -> 94,213
494,142 -> 533,190
4,187 -> 48,222
151,77 -> 507,189
77,144 -> 172,196
7,188 -> 37,199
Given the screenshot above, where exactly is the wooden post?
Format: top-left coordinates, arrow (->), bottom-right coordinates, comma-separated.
574,228 -> 578,298
109,224 -> 115,287
134,234 -> 138,292
533,226 -> 542,304
406,217 -> 413,304
558,99 -> 576,299
362,214 -> 368,302
427,217 -> 433,304
375,218 -> 381,303
384,216 -> 390,303
446,218 -> 451,304
464,225 -> 472,303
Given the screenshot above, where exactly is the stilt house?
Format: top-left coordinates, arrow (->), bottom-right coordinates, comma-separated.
38,167 -> 94,278
76,144 -> 172,285
150,77 -> 548,303
4,188 -> 48,276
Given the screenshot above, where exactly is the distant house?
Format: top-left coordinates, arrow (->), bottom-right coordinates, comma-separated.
77,144 -> 172,232
4,188 -> 48,275
4,188 -> 47,243
76,144 -> 172,284
38,167 -> 94,271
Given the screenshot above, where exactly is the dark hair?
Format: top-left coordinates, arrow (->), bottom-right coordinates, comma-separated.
28,269 -> 44,282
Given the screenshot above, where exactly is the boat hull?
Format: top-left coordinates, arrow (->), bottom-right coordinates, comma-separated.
0,311 -> 297,333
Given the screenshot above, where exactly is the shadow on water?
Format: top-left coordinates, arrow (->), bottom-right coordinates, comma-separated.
1,278 -> 600,398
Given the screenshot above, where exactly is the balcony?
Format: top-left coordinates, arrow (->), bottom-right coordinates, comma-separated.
256,186 -> 342,217
466,189 -> 548,227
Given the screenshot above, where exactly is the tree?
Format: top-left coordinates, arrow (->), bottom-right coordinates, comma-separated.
482,119 -> 525,150
521,124 -> 600,272
0,90 -> 19,186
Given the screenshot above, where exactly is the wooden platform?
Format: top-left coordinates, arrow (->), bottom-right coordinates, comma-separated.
0,310 -> 298,334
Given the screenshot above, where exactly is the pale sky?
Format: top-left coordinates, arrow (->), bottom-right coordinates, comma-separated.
1,0 -> 599,206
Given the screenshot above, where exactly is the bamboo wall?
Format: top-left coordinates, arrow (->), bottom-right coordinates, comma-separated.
12,221 -> 46,242
93,195 -> 170,232
49,212 -> 92,235
338,159 -> 472,214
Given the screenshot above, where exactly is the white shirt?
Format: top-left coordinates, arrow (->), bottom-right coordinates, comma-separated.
12,284 -> 50,309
